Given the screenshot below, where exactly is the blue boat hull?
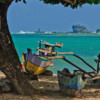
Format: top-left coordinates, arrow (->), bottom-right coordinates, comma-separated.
57,71 -> 87,96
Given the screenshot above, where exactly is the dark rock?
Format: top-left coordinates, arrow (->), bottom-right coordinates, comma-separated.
72,24 -> 90,33
96,29 -> 100,33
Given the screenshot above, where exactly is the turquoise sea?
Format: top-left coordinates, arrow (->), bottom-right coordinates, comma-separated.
11,34 -> 100,74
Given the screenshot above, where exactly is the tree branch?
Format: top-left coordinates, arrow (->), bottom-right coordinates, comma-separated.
5,0 -> 13,8
63,0 -> 76,5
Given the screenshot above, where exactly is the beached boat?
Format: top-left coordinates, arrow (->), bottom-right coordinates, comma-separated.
22,40 -> 63,75
22,49 -> 52,75
57,54 -> 100,97
57,69 -> 87,97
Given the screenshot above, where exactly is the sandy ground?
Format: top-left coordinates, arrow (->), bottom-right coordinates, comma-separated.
0,75 -> 100,100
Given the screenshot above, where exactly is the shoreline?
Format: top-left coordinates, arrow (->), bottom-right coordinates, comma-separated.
11,33 -> 100,37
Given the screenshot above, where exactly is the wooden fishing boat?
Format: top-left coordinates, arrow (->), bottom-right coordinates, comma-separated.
57,69 -> 87,97
22,40 -> 63,75
57,54 -> 100,97
22,49 -> 52,75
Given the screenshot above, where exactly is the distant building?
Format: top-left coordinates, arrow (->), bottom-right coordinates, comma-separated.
72,25 -> 90,33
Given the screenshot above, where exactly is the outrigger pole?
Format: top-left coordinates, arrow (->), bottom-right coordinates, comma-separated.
44,56 -> 94,77
39,49 -> 96,72
62,56 -> 94,77
39,46 -> 96,77
97,54 -> 100,73
72,54 -> 96,71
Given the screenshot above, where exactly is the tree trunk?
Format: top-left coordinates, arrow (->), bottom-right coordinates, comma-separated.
0,1 -> 35,96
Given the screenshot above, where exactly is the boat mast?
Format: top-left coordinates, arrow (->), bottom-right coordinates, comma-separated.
39,40 -> 42,49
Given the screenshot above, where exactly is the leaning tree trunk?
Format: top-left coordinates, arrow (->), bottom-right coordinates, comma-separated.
0,1 -> 35,96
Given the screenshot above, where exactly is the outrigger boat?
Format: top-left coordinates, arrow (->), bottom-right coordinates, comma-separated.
22,40 -> 66,75
22,40 -> 100,97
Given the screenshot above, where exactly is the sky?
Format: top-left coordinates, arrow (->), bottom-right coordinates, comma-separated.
7,0 -> 100,33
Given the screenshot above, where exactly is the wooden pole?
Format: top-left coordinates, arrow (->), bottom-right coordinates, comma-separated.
97,54 -> 100,73
38,49 -> 74,55
73,54 -> 96,71
43,56 -> 93,77
41,56 -> 64,59
62,57 -> 93,77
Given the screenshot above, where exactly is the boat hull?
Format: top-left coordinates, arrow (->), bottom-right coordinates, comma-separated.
57,71 -> 86,96
22,49 -> 51,75
25,61 -> 48,75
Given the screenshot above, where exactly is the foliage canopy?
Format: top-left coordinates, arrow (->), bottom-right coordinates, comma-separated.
1,0 -> 100,8
41,0 -> 100,8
